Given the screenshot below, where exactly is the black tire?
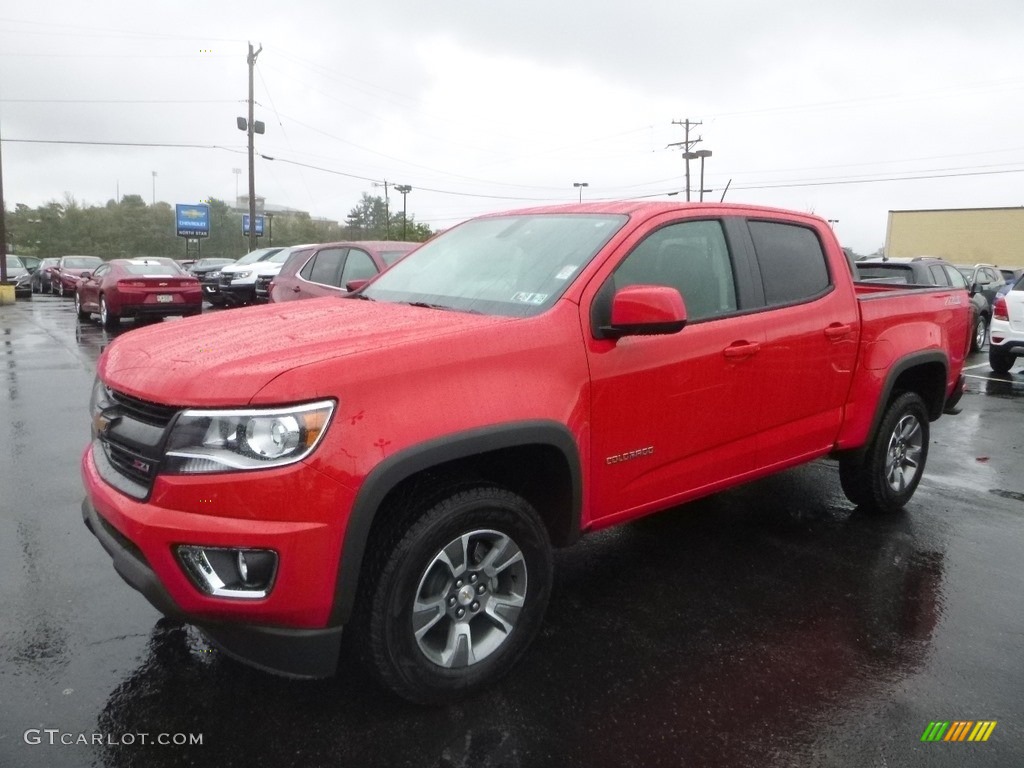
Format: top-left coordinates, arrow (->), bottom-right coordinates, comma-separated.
74,291 -> 89,319
362,485 -> 552,704
838,392 -> 930,513
971,314 -> 988,352
100,295 -> 120,329
989,347 -> 1014,374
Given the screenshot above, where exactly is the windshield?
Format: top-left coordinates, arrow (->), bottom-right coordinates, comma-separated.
362,214 -> 627,316
64,256 -> 102,269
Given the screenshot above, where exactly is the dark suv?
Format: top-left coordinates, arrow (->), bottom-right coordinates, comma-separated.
858,256 -> 988,351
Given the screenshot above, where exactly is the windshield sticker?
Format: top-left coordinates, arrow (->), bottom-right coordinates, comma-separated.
555,265 -> 578,280
511,292 -> 549,305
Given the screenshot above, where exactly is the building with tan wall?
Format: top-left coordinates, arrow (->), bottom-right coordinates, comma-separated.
885,207 -> 1024,268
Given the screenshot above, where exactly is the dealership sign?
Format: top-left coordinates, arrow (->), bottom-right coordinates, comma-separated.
175,204 -> 210,238
242,214 -> 264,237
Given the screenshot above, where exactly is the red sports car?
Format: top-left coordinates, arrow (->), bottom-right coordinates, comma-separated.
75,258 -> 202,328
53,255 -> 104,297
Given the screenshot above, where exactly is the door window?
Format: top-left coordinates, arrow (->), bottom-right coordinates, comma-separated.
339,249 -> 378,287
610,220 -> 736,321
301,248 -> 346,286
748,221 -> 830,306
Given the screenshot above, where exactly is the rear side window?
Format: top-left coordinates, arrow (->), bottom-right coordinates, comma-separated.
928,265 -> 950,286
748,221 -> 830,305
301,248 -> 346,286
943,266 -> 968,289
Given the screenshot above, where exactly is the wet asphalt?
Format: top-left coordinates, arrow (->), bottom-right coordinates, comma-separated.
1,295 -> 1022,768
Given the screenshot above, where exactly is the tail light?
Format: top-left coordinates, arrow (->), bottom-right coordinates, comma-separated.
994,297 -> 1008,321
119,280 -> 148,288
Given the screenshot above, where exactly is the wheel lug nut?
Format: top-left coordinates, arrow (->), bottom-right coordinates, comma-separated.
476,584 -> 486,594
456,608 -> 465,618
469,573 -> 477,584
448,596 -> 456,607
471,602 -> 480,611
455,579 -> 463,588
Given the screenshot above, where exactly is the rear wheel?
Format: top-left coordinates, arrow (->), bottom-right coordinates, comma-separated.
989,346 -> 1015,374
839,392 -> 929,513
362,485 -> 552,704
100,296 -> 120,329
971,314 -> 988,352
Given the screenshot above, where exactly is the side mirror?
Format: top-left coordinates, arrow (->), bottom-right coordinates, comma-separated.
346,279 -> 370,293
969,282 -> 981,296
601,285 -> 688,339
80,271 -> 92,280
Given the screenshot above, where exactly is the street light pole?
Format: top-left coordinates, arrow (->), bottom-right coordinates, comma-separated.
151,171 -> 157,205
395,185 -> 412,240
683,150 -> 712,201
573,182 -> 589,202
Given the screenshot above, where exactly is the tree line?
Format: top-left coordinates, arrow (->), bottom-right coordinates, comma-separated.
3,193 -> 433,259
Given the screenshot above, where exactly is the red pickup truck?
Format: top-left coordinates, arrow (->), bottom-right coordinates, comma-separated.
82,202 -> 970,703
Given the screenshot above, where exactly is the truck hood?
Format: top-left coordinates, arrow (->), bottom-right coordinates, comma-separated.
99,298 -> 509,405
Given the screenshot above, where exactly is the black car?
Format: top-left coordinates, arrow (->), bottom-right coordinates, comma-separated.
31,257 -> 61,293
857,256 -> 988,351
191,258 -> 239,306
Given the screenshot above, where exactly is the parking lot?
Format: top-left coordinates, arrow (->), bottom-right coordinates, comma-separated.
2,294 -> 1023,767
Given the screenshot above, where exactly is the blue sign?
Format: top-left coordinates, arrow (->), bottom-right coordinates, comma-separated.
242,214 -> 265,237
175,204 -> 210,238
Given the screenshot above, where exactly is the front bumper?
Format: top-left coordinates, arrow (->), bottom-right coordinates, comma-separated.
81,445 -> 349,677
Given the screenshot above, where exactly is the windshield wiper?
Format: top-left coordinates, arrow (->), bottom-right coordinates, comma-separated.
346,293 -> 375,301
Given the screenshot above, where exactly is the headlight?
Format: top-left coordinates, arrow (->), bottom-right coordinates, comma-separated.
207,270 -> 221,279
233,271 -> 252,280
164,400 -> 335,473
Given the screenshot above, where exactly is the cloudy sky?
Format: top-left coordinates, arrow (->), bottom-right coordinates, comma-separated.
2,1 -> 1023,253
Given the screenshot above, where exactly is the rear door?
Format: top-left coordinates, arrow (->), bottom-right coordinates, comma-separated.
741,219 -> 860,463
81,263 -> 108,311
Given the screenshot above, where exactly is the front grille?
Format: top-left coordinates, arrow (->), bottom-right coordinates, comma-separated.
97,388 -> 179,496
104,440 -> 160,486
219,274 -> 233,288
108,388 -> 178,428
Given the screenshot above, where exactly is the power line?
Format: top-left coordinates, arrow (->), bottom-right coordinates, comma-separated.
2,138 -> 245,151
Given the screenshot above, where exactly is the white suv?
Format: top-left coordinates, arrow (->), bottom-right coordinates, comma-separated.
218,246 -> 311,306
989,275 -> 1024,373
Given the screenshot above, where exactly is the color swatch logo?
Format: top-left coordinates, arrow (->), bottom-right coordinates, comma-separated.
921,721 -> 997,742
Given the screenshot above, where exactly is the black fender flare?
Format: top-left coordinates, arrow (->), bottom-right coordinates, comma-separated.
853,350 -> 949,461
328,420 -> 582,625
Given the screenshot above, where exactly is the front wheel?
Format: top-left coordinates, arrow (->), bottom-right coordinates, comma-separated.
74,291 -> 89,319
839,392 -> 930,513
363,486 -> 552,704
971,314 -> 988,352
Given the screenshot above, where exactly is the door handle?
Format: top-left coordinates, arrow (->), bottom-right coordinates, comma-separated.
292,286 -> 301,292
824,323 -> 852,341
723,341 -> 761,360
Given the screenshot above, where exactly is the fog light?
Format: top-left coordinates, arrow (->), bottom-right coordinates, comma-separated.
176,546 -> 278,599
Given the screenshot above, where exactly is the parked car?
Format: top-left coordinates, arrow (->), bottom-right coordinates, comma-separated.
188,257 -> 234,277
956,263 -> 1005,306
20,255 -> 42,274
204,247 -> 283,306
241,245 -> 318,303
266,241 -> 419,303
31,257 -> 61,293
75,257 -> 201,329
83,202 -> 970,704
53,255 -> 104,297
4,254 -> 33,298
858,257 -> 987,351
989,275 -> 1024,373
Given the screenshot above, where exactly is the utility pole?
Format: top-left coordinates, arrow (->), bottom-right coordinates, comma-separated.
246,42 -> 262,253
374,180 -> 391,240
667,118 -> 702,201
0,120 -> 7,286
